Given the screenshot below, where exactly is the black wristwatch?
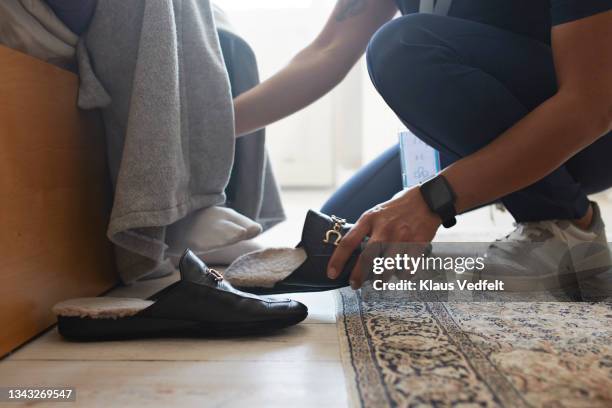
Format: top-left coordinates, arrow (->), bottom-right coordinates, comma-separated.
419,175 -> 457,228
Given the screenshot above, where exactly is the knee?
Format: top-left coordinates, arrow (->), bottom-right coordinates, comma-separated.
366,14 -> 446,99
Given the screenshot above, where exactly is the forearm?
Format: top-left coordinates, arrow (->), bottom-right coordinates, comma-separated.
233,44 -> 358,137
233,0 -> 397,137
444,92 -> 611,214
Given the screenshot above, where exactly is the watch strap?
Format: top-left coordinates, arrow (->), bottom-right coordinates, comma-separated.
438,204 -> 457,228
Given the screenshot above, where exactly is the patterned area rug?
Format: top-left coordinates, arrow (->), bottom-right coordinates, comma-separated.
336,287 -> 612,407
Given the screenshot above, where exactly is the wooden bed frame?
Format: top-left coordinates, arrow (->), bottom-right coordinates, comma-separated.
0,46 -> 118,357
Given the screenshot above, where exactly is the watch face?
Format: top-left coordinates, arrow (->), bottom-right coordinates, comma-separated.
429,181 -> 452,210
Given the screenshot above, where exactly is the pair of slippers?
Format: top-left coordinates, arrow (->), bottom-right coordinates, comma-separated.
53,210 -> 360,340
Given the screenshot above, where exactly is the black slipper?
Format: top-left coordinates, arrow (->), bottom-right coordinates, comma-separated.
53,250 -> 308,340
225,210 -> 362,295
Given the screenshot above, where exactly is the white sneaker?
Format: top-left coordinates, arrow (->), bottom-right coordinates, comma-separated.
482,202 -> 611,291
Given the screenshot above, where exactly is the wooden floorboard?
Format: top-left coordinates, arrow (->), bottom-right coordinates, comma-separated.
0,360 -> 347,408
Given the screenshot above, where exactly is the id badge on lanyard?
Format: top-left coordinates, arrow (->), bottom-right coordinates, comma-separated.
398,1 -> 450,188
399,129 -> 441,188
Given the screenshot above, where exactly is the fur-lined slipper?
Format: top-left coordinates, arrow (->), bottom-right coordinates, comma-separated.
53,250 -> 308,340
224,210 -> 361,294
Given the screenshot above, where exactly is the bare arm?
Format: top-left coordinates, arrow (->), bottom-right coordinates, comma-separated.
328,10 -> 612,287
233,0 -> 397,136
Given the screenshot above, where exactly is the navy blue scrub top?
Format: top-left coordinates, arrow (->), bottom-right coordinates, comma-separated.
395,0 -> 612,43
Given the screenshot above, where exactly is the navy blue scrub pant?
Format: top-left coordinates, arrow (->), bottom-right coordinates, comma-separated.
322,14 -> 612,223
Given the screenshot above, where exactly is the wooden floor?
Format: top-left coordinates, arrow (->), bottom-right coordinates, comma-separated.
1,190 -> 611,408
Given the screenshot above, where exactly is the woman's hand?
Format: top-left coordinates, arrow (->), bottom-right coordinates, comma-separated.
326,187 -> 441,289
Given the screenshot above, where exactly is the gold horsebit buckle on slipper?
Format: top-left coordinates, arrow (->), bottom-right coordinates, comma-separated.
323,215 -> 346,246
208,268 -> 224,282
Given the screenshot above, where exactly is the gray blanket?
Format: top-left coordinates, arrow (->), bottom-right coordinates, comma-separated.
77,0 -> 284,283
